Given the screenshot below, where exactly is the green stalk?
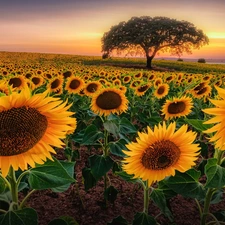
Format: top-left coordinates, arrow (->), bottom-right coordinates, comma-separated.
142,180 -> 150,214
200,188 -> 215,225
8,167 -> 19,211
103,128 -> 109,194
19,189 -> 36,209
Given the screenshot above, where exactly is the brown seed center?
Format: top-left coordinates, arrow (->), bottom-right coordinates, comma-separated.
9,77 -> 22,88
96,91 -> 122,110
157,86 -> 165,94
87,83 -> 98,93
69,79 -> 81,89
51,79 -> 60,89
141,140 -> 180,170
0,106 -> 48,156
168,101 -> 186,114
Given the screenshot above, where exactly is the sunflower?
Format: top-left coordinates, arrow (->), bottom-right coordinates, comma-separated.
122,122 -> 200,186
191,84 -> 212,99
47,75 -> 64,94
135,84 -> 151,96
83,81 -> 102,96
62,70 -> 72,79
0,88 -> 76,177
203,86 -> 225,150
118,85 -> 127,93
134,72 -> 142,79
30,75 -> 44,89
130,80 -> 141,89
153,78 -> 163,87
0,82 -> 10,95
91,87 -> 128,116
64,76 -> 84,94
165,74 -> 175,83
8,75 -> 27,90
148,74 -> 155,81
122,75 -> 132,84
161,96 -> 193,120
113,78 -> 122,86
154,83 -> 169,99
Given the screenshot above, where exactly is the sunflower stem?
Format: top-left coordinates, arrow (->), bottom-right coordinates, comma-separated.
200,188 -> 215,225
195,198 -> 202,218
8,166 -> 19,210
214,149 -> 224,165
143,180 -> 150,214
16,170 -> 30,191
0,173 -> 11,190
19,189 -> 36,209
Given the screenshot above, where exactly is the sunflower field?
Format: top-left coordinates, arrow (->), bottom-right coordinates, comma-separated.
1,52 -> 225,225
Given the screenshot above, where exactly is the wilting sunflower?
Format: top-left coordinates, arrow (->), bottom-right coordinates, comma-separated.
203,86 -> 225,150
122,122 -> 200,186
154,83 -> 169,99
84,81 -> 102,96
91,87 -> 128,116
65,76 -> 84,94
161,96 -> 193,120
8,75 -> 27,90
0,88 -> 76,177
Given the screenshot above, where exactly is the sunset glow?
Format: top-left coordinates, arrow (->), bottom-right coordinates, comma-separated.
1,0 -> 225,59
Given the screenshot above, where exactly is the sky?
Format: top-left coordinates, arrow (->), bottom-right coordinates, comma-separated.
1,0 -> 225,59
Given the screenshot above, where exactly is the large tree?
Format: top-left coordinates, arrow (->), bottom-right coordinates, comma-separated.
101,16 -> 209,68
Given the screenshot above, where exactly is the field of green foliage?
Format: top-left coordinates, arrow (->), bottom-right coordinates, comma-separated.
1,52 -> 225,225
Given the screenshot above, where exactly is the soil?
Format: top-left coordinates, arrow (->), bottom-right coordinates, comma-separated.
24,149 -> 225,225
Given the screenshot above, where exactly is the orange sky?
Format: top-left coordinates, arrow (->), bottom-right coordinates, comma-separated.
1,0 -> 225,59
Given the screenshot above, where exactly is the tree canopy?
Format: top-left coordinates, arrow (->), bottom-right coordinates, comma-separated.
101,16 -> 209,68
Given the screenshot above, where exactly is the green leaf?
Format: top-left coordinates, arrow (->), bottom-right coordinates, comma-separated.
0,176 -> 6,194
183,118 -> 212,132
104,185 -> 118,204
108,139 -> 127,157
119,117 -> 137,134
164,169 -> 205,200
205,158 -> 225,189
104,120 -> 119,137
0,208 -> 38,225
210,189 -> 224,204
29,158 -> 75,190
107,216 -> 128,225
150,189 -> 173,221
82,124 -> 104,145
82,167 -> 97,191
157,180 -> 177,199
115,170 -> 138,183
51,159 -> 75,193
89,155 -> 114,180
132,212 -> 156,225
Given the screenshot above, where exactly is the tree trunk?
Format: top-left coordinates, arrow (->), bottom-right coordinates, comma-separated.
146,56 -> 153,69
